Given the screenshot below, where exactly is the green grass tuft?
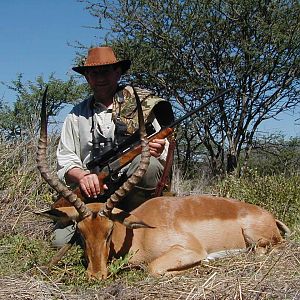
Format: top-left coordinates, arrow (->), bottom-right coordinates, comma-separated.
214,170 -> 300,239
0,234 -> 54,276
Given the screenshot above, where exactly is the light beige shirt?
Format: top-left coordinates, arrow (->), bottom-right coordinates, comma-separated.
57,92 -> 169,182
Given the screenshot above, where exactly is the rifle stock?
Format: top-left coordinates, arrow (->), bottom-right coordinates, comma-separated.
117,128 -> 174,165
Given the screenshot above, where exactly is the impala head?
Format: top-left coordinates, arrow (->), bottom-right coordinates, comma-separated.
36,86 -> 151,279
78,209 -> 114,280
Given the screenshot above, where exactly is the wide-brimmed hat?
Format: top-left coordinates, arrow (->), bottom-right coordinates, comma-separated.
72,47 -> 131,75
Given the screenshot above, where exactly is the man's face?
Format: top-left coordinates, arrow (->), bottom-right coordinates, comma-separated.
85,65 -> 121,102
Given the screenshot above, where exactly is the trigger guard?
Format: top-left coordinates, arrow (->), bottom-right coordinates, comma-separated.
110,172 -> 122,183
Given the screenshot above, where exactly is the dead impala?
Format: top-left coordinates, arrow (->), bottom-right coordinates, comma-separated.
36,88 -> 290,280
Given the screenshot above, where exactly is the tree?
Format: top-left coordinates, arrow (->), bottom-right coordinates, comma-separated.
0,74 -> 89,140
80,0 -> 300,176
245,134 -> 300,175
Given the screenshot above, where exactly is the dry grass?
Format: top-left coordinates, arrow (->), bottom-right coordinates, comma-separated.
0,242 -> 299,299
0,139 -> 299,300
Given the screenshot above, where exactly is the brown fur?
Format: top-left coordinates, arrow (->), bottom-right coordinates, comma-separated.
40,195 -> 289,279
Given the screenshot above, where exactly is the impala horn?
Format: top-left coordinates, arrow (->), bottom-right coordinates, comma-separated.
36,86 -> 91,219
100,86 -> 151,217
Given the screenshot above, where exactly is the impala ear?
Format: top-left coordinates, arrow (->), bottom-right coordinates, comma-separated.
110,208 -> 155,229
35,207 -> 80,225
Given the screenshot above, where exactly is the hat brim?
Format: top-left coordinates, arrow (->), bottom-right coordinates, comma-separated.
72,60 -> 131,75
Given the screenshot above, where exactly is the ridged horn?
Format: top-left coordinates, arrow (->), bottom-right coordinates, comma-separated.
101,86 -> 151,217
36,86 -> 91,219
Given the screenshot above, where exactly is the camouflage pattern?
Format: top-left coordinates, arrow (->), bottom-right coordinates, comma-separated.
112,85 -> 168,134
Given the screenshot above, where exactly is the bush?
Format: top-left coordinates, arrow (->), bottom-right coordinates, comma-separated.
214,169 -> 300,238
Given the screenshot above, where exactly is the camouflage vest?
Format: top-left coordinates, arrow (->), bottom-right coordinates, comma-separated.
112,85 -> 174,136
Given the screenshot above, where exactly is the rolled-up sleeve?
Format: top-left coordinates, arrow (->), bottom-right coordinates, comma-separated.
57,113 -> 87,182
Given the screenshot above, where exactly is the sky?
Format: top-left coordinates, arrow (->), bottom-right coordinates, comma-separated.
0,0 -> 299,138
0,0 -> 100,100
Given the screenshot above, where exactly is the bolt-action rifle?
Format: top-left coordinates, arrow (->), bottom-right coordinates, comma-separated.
52,88 -> 230,208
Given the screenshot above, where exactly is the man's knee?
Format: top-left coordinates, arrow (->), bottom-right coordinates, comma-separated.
127,155 -> 164,189
118,187 -> 155,212
51,224 -> 75,248
118,156 -> 164,212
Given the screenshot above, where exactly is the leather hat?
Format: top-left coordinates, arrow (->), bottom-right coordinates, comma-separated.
72,46 -> 131,75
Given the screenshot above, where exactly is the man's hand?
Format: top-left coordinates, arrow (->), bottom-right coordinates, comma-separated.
66,168 -> 106,198
149,139 -> 165,158
78,173 -> 102,198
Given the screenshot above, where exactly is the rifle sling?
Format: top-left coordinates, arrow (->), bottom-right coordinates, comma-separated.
155,135 -> 176,197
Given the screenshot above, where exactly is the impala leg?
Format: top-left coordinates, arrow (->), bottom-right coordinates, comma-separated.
48,231 -> 78,269
242,228 -> 273,255
48,242 -> 74,268
148,244 -> 207,276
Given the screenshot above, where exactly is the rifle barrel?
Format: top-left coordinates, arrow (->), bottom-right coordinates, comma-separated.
169,89 -> 230,128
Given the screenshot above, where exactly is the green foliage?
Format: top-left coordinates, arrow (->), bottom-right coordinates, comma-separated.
0,73 -> 89,140
107,251 -> 146,282
0,234 -> 54,276
0,232 -> 145,287
108,253 -> 132,277
51,249 -> 146,286
48,246 -> 90,286
215,170 -> 300,237
246,135 -> 300,175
